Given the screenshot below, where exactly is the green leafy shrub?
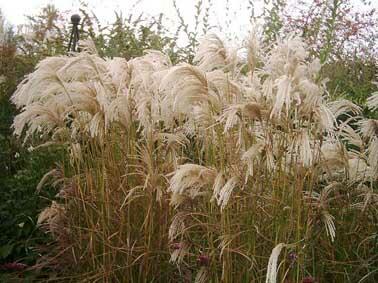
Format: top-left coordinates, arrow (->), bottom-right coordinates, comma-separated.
0,10 -> 65,275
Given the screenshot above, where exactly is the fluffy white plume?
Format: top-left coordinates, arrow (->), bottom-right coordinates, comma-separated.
265,243 -> 287,283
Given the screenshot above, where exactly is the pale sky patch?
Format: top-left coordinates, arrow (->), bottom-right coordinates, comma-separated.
1,0 -> 376,44
0,0 -> 261,41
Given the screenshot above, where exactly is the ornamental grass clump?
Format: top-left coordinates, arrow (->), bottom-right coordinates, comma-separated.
12,34 -> 378,282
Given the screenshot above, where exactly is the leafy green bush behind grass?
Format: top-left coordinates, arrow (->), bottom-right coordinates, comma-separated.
0,148 -> 59,262
0,23 -> 61,270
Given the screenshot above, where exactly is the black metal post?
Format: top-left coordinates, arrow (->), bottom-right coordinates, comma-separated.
68,14 -> 81,52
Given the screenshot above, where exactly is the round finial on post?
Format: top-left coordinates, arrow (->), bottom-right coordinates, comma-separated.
68,14 -> 81,52
71,14 -> 81,25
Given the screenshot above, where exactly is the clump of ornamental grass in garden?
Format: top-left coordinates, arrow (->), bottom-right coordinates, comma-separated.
11,34 -> 378,282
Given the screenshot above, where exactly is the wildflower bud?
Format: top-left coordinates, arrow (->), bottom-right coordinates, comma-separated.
288,251 -> 297,263
171,242 -> 183,250
197,254 -> 210,266
0,262 -> 28,271
302,276 -> 316,283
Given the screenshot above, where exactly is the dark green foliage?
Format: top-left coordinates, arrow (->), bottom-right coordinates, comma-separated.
324,58 -> 378,107
0,147 -> 59,262
98,12 -> 184,63
0,33 -> 63,283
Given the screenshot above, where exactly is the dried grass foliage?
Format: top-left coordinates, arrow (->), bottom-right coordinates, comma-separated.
12,34 -> 378,282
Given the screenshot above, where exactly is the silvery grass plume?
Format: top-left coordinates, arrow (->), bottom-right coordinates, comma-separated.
168,212 -> 186,241
304,182 -> 341,242
159,64 -> 229,127
338,116 -> 378,183
367,92 -> 378,111
359,90 -> 378,179
265,243 -> 288,283
168,164 -> 217,207
213,176 -> 239,211
241,138 -> 264,179
367,77 -> 378,111
37,201 -> 66,238
194,34 -> 240,75
12,40 -> 133,144
319,141 -> 348,179
245,27 -> 262,74
352,184 -> 378,212
170,241 -> 189,264
366,136 -> 378,179
288,129 -> 316,168
128,50 -> 172,133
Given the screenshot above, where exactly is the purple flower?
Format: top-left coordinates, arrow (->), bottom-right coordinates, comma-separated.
302,276 -> 316,283
288,251 -> 298,263
171,242 -> 183,250
197,254 -> 210,266
0,262 -> 28,271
